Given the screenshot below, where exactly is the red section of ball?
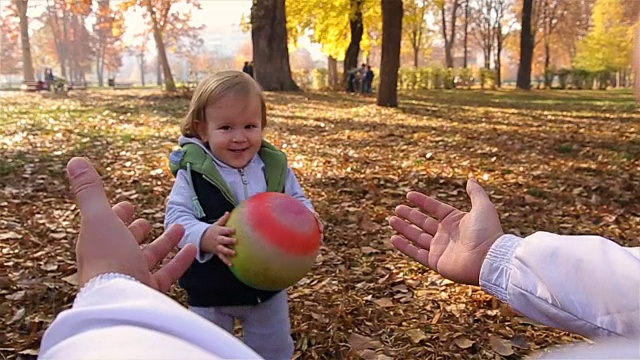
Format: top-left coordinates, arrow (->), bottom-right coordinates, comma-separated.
244,192 -> 320,255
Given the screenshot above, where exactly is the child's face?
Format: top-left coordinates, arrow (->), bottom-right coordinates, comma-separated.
199,93 -> 263,169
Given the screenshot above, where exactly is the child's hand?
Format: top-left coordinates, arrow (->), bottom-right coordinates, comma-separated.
313,212 -> 324,244
201,212 -> 236,266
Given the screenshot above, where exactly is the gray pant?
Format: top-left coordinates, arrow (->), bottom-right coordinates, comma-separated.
190,291 -> 294,360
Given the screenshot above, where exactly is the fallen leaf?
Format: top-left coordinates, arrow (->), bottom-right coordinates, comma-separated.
359,214 -> 380,232
374,297 -> 393,307
454,336 -> 475,349
62,273 -> 78,286
489,335 -> 514,356
40,262 -> 59,271
49,232 -> 66,240
511,334 -> 530,349
0,231 -> 21,240
359,349 -> 378,360
8,308 -> 25,325
406,329 -> 427,344
361,246 -> 379,255
348,333 -> 381,351
18,349 -> 39,356
6,290 -> 26,301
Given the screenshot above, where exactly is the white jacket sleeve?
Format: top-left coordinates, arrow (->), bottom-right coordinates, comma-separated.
38,274 -> 262,360
165,169 -> 213,263
284,168 -> 315,211
480,232 -> 640,339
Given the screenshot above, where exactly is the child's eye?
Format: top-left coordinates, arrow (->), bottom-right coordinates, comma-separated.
219,125 -> 232,130
246,124 -> 257,129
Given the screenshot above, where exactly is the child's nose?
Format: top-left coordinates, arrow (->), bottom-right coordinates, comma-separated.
232,132 -> 247,142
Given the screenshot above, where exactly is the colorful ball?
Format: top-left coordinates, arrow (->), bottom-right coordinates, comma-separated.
227,192 -> 321,291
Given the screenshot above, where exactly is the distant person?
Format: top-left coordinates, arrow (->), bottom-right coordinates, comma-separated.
346,68 -> 357,93
165,70 -> 323,359
363,66 -> 374,94
248,61 -> 254,78
358,63 -> 367,92
242,61 -> 251,76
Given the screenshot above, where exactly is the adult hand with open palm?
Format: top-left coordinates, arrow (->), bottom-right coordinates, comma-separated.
68,157 -> 197,292
389,179 -> 504,286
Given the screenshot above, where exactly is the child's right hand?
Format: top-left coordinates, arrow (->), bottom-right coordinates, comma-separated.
201,212 -> 236,266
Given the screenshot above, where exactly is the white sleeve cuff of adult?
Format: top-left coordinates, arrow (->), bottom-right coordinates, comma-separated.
479,234 -> 522,303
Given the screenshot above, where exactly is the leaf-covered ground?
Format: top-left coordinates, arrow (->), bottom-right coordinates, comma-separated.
1,89 -> 638,359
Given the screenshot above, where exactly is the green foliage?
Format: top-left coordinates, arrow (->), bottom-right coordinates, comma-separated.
397,67 -> 488,90
573,0 -> 632,73
286,0 -> 381,60
312,68 -> 329,90
478,68 -> 496,89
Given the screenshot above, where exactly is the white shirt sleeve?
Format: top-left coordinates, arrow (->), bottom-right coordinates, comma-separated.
480,232 -> 640,339
38,274 -> 262,360
284,168 -> 314,211
165,169 -> 214,263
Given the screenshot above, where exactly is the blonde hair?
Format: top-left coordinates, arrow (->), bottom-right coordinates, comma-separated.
181,70 -> 267,138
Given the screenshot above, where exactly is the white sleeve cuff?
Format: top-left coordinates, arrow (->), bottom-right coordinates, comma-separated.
479,234 -> 523,303
76,273 -> 139,306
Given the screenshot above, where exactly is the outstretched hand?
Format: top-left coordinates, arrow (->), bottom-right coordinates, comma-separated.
67,157 -> 197,292
389,179 -> 504,286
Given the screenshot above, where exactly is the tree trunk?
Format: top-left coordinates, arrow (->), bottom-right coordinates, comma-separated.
156,55 -> 162,85
516,0 -> 534,90
251,0 -> 299,91
96,57 -> 102,86
441,0 -> 459,68
61,14 -> 68,78
543,40 -> 551,88
16,0 -> 35,82
441,5 -> 452,68
139,52 -> 146,86
412,36 -> 419,67
463,0 -> 469,68
377,0 -> 403,108
146,0 -> 175,92
344,0 -> 364,77
495,33 -> 502,87
328,56 -> 338,90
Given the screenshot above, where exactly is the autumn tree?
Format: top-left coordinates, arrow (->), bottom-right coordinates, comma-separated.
378,0 -> 403,107
574,0 -> 631,82
0,5 -> 22,76
93,0 -> 125,86
493,0 -> 513,86
537,0 -> 564,87
516,0 -> 533,89
14,0 -> 35,81
553,0 -> 595,59
436,0 -> 461,68
403,0 -> 432,67
120,0 -> 201,92
251,0 -> 298,90
286,0 -> 381,85
471,0 -> 497,70
462,0 -> 470,67
42,0 -> 93,81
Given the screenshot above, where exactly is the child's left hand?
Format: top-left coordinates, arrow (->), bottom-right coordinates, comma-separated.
313,212 -> 324,244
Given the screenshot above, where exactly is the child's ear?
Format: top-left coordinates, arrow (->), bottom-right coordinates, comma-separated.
195,120 -> 208,141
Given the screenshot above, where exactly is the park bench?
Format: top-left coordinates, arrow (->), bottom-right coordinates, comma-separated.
113,82 -> 134,90
20,80 -> 43,92
68,81 -> 88,90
